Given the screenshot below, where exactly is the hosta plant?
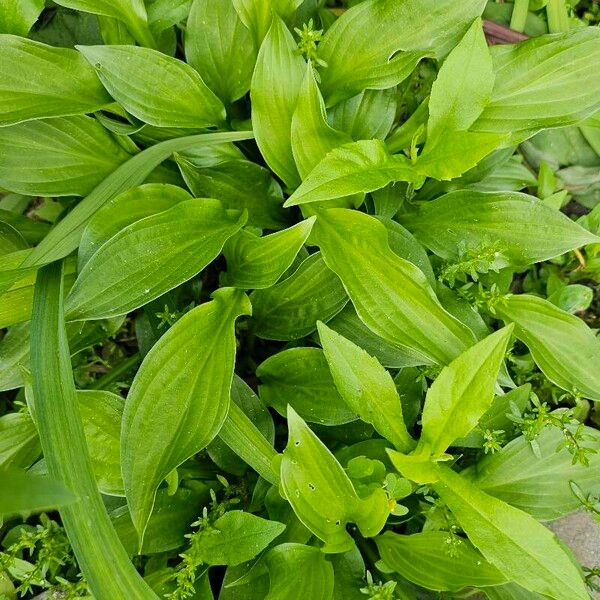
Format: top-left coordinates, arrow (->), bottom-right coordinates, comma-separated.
1,0 -> 600,599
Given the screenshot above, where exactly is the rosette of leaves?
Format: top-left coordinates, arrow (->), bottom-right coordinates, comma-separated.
1,1 -> 600,599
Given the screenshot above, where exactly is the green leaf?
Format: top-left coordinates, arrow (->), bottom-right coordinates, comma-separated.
279,407 -> 389,553
379,217 -> 436,287
0,35 -> 111,125
317,0 -> 487,105
194,511 -> 285,566
78,45 -> 225,128
65,199 -> 246,320
251,16 -> 305,188
264,543 -> 334,600
496,294 -> 600,401
0,115 -> 131,197
416,129 -> 508,181
0,468 -> 75,517
403,191 -> 599,267
376,531 -> 506,592
0,0 -> 44,36
309,208 -> 476,365
78,183 -> 192,268
217,378 -> 279,485
10,130 -> 253,276
146,0 -> 193,32
257,348 -> 356,426
250,252 -> 348,341
427,18 -> 493,141
418,326 -> 514,457
284,140 -> 419,208
433,466 -> 589,600
53,0 -> 155,48
330,547 -> 365,600
224,218 -> 315,289
30,262 -> 156,597
232,0 -> 300,47
112,485 -> 212,557
0,412 -> 40,469
77,390 -> 124,496
470,426 -> 600,521
177,158 -> 289,230
326,304 -> 431,369
291,62 -> 352,179
317,321 -> 414,452
121,288 -> 251,544
186,0 -> 256,105
474,28 -> 600,141
328,88 -> 397,142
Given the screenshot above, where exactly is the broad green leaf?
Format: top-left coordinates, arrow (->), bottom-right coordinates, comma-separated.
416,129 -> 508,182
112,485 -> 212,557
453,384 -> 532,449
309,209 -> 476,365
12,130 -> 252,273
264,543 -> 334,600
77,390 -> 124,496
30,262 -> 156,597
484,582 -> 546,600
251,16 -> 305,188
470,426 -> 600,521
177,158 -> 289,230
317,321 -> 414,452
0,221 -> 27,254
284,140 -> 419,207
224,218 -> 315,289
0,468 -> 75,516
0,0 -> 44,36
186,0 -> 256,105
328,88 -> 397,141
232,0 -> 301,46
121,288 -> 251,544
53,0 -> 156,48
280,407 -> 390,553
192,511 -> 285,566
65,199 -> 246,320
474,28 -> 600,141
317,0 -> 487,106
0,412 -> 40,470
78,45 -> 225,128
0,35 -> 111,126
496,294 -> 600,401
326,304 -> 431,369
376,531 -> 506,592
433,466 -> 589,600
250,252 -> 348,341
330,547 -> 365,600
418,326 -> 513,457
146,0 -> 193,32
78,183 -> 192,268
257,348 -> 356,426
0,115 -> 131,197
427,18 -> 493,141
403,191 -> 599,267
379,217 -> 436,287
291,63 -> 352,179
216,377 -> 279,484
0,250 -> 39,319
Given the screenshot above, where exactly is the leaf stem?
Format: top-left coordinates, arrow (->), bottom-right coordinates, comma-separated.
546,0 -> 570,33
510,0 -> 530,33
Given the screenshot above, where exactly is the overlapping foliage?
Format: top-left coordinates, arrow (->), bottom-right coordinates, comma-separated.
1,1 -> 600,599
